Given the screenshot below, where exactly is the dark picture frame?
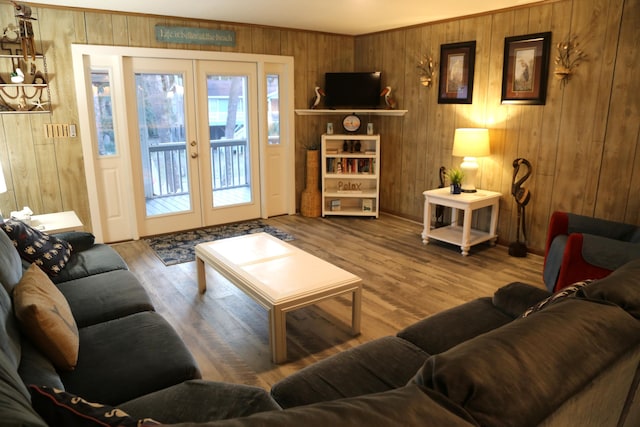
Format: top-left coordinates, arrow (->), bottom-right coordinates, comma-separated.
501,32 -> 552,105
438,41 -> 476,104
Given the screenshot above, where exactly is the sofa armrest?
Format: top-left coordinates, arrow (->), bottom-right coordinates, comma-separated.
555,234 -> 640,291
545,211 -> 569,256
566,212 -> 637,241
52,231 -> 95,252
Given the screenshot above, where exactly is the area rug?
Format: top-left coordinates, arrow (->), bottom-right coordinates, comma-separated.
144,220 -> 294,266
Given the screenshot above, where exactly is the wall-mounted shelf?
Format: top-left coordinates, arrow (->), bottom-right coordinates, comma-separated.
295,109 -> 407,116
0,51 -> 51,114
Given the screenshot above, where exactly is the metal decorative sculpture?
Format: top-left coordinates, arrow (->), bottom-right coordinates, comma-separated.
435,166 -> 446,227
509,158 -> 532,257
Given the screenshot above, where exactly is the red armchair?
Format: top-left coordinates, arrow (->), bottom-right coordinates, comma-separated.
543,211 -> 640,292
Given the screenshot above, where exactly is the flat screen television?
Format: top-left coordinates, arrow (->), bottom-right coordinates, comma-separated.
324,72 -> 382,109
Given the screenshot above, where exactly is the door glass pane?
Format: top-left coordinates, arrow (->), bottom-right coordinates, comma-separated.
207,75 -> 252,207
91,70 -> 116,156
267,74 -> 280,145
134,72 -> 191,216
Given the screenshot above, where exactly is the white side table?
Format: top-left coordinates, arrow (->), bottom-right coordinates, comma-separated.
422,188 -> 501,256
30,211 -> 83,234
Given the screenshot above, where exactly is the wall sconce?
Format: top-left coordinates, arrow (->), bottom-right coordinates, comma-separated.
554,36 -> 586,87
452,128 -> 490,193
417,55 -> 435,87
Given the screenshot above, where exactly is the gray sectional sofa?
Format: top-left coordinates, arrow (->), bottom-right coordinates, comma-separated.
0,224 -> 279,426
1,220 -> 639,426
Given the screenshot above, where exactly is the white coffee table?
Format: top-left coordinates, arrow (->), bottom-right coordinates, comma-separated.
195,232 -> 362,363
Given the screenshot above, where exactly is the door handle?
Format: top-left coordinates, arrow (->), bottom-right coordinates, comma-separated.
191,152 -> 198,158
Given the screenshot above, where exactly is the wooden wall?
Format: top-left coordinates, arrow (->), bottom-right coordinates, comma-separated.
0,4 -> 354,232
0,0 -> 637,254
355,0 -> 640,253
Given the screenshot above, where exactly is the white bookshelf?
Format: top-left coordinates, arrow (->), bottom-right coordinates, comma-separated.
321,134 -> 380,218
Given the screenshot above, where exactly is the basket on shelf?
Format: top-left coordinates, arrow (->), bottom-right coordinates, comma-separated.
300,149 -> 321,217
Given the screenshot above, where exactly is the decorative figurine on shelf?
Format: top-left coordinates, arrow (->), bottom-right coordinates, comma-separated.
12,2 -> 37,60
509,158 -> 532,257
380,86 -> 397,109
309,85 -> 325,109
10,67 -> 23,83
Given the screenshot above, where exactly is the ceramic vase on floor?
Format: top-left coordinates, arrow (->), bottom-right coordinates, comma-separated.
300,149 -> 321,217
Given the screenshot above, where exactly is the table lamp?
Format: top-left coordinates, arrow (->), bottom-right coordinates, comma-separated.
452,128 -> 490,193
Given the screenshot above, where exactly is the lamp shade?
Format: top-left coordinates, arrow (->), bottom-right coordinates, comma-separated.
452,128 -> 490,158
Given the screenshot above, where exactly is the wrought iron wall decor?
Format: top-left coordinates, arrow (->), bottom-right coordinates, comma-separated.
0,3 -> 50,113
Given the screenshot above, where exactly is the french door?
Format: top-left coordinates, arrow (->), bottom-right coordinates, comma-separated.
72,45 -> 295,243
126,58 -> 260,236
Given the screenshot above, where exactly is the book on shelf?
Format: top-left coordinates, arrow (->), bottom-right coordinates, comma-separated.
326,157 -> 375,174
330,199 -> 341,211
362,199 -> 373,212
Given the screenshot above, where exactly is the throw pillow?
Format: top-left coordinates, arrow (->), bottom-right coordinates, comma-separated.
29,385 -> 161,427
521,279 -> 594,318
13,264 -> 79,370
0,219 -> 72,276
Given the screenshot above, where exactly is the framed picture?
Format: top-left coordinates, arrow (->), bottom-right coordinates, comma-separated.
501,32 -> 552,105
438,41 -> 476,104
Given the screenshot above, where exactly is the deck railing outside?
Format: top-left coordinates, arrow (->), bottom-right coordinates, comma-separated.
146,139 -> 250,199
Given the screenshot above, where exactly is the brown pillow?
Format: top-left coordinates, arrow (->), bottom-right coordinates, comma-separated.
13,264 -> 79,370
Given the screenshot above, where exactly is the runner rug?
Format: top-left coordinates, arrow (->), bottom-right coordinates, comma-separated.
144,220 -> 294,266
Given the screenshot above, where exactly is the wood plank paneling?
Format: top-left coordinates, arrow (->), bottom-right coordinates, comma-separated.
355,0 -> 638,253
0,0 -> 636,255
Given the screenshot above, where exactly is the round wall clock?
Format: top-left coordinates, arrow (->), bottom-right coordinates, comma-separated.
342,114 -> 361,133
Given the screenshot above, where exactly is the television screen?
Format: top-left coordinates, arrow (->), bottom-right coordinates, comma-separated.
324,72 -> 382,109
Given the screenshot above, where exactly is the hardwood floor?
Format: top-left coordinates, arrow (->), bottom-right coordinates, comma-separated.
111,213 -> 546,390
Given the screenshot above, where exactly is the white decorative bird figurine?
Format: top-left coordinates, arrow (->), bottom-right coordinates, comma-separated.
380,86 -> 396,109
309,86 -> 325,109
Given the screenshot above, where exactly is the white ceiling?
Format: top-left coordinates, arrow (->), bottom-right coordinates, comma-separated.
23,0 -> 543,35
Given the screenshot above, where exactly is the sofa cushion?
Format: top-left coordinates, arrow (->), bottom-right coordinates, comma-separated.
271,336 -> 429,409
18,338 -> 65,390
521,279 -> 593,317
0,348 -> 48,427
397,297 -> 513,354
120,380 -> 281,424
491,282 -> 551,317
576,258 -> 640,318
0,283 -> 21,370
51,243 -> 128,284
13,264 -> 79,371
1,219 -> 72,276
59,311 -> 201,405
29,385 -> 160,427
543,234 -> 568,291
412,298 -> 640,427
177,384 -> 478,427
0,223 -> 23,293
56,270 -> 154,328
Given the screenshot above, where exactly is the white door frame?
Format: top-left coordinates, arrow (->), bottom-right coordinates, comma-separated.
72,44 -> 295,242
